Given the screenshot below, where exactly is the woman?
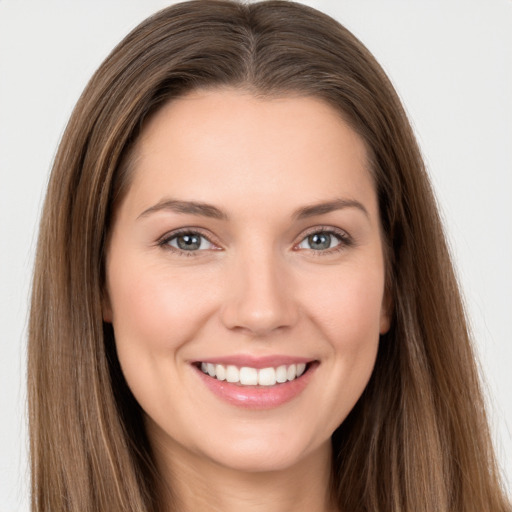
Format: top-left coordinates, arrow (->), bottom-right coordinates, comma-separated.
28,1 -> 511,511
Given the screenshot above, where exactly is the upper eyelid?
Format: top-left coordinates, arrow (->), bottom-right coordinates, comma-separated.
158,231 -> 222,259
295,228 -> 350,248
297,225 -> 351,241
159,227 -> 215,242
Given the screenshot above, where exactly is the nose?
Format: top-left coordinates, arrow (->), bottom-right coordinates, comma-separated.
220,249 -> 299,337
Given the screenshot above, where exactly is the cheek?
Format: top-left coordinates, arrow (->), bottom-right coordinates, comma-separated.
106,258 -> 221,365
106,260 -> 222,417
304,262 -> 386,345
298,262 -> 384,418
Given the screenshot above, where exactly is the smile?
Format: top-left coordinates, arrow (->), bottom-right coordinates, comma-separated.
193,358 -> 318,409
199,362 -> 307,386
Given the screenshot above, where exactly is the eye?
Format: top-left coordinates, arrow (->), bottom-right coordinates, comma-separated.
296,229 -> 350,252
161,231 -> 216,253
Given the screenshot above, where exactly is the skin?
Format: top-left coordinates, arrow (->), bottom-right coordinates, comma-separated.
104,89 -> 390,512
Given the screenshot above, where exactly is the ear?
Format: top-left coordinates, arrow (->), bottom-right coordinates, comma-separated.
379,288 -> 393,334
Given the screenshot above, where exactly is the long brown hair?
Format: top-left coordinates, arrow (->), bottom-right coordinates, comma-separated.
28,1 -> 510,510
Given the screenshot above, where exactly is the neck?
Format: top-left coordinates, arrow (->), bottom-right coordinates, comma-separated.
152,436 -> 337,512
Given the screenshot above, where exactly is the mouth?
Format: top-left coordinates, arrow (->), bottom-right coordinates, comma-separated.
195,361 -> 313,387
191,356 -> 318,408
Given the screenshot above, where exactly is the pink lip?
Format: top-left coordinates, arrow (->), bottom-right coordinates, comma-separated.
192,354 -> 312,369
193,360 -> 319,410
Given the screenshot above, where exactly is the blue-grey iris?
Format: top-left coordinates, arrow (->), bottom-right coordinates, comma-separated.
308,233 -> 332,250
177,234 -> 201,250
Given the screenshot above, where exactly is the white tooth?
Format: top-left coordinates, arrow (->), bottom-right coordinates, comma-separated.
225,365 -> 239,383
239,367 -> 258,385
215,364 -> 226,381
207,363 -> 216,377
287,364 -> 297,381
258,367 -> 276,386
201,362 -> 208,374
276,365 -> 288,383
296,363 -> 306,377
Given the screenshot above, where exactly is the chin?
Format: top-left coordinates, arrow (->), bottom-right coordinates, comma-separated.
195,430 -> 331,474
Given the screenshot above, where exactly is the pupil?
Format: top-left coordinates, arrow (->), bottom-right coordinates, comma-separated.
309,233 -> 331,250
177,234 -> 200,250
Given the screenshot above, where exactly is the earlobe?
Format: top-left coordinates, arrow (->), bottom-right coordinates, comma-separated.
379,311 -> 391,334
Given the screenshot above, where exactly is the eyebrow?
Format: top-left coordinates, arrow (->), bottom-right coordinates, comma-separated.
137,197 -> 368,221
138,199 -> 228,220
293,198 -> 369,220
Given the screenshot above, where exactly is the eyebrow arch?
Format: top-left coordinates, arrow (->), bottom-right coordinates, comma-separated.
137,199 -> 228,220
293,198 -> 369,220
137,197 -> 369,222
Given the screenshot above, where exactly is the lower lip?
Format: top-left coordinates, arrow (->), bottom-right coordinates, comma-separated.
194,363 -> 318,410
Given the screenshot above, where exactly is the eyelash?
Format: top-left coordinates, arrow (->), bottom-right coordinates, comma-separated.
157,226 -> 353,257
296,226 -> 354,255
157,228 -> 218,257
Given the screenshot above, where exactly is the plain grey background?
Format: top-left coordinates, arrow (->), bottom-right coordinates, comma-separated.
1,1 -> 511,509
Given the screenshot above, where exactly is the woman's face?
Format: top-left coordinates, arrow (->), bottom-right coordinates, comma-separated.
104,89 -> 390,474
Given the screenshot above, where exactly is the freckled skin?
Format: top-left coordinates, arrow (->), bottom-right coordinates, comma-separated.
104,90 -> 390,509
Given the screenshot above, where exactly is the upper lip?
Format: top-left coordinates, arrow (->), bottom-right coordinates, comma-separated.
191,354 -> 315,369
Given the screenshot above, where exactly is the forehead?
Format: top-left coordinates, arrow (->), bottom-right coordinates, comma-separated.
122,89 -> 377,221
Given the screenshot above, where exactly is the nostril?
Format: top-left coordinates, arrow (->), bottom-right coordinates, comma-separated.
220,298 -> 298,336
